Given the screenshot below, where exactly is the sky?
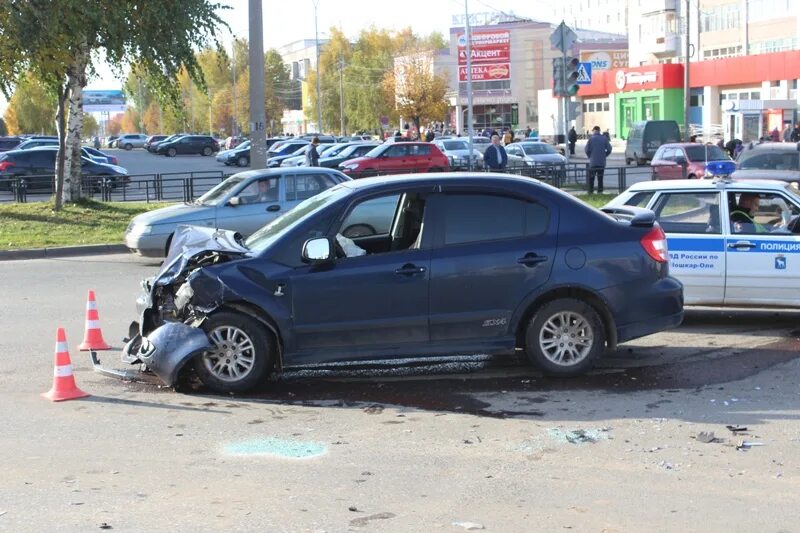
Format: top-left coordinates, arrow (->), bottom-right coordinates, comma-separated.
1,0 -> 545,115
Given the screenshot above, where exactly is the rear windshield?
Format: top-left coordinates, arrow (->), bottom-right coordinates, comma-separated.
522,144 -> 557,155
442,141 -> 468,150
738,150 -> 800,171
685,145 -> 728,161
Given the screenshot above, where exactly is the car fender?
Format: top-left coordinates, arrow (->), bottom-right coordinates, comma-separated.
136,322 -> 211,386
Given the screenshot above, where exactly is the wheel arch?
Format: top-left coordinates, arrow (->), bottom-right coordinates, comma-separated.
513,286 -> 617,353
216,302 -> 285,371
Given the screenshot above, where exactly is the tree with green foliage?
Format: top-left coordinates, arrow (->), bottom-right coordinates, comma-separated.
0,0 -> 227,209
383,50 -> 449,134
305,28 -> 353,133
3,75 -> 57,135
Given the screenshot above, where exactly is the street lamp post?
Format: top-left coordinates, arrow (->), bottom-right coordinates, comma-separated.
465,0 -> 475,170
313,0 -> 323,134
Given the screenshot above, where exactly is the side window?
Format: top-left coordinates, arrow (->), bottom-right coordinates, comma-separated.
410,144 -> 431,156
623,191 -> 655,208
442,194 -> 548,245
729,191 -> 800,234
287,173 -> 336,202
355,145 -> 374,157
652,192 -> 720,234
660,148 -> 676,162
237,177 -> 279,204
339,194 -> 401,238
385,145 -> 408,158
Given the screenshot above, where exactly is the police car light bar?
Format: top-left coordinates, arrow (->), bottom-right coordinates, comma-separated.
705,160 -> 737,181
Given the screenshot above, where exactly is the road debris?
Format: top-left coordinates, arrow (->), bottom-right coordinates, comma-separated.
349,512 -> 395,527
452,521 -> 486,530
695,431 -> 717,443
548,428 -> 609,444
736,441 -> 765,450
726,425 -> 748,433
0,511 -> 7,517
363,405 -> 384,415
98,523 -> 112,530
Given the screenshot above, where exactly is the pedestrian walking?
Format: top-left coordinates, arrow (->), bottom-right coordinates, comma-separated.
770,128 -> 780,142
503,128 -> 513,145
792,125 -> 800,142
305,136 -> 320,167
584,126 -> 612,194
783,125 -> 792,142
567,126 -> 578,156
483,134 -> 508,171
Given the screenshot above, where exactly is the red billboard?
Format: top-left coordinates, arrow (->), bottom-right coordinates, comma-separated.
457,30 -> 510,65
458,63 -> 511,82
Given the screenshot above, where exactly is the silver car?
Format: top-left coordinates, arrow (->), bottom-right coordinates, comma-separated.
505,142 -> 567,170
125,168 -> 350,257
433,139 -> 483,170
116,134 -> 149,150
732,143 -> 800,185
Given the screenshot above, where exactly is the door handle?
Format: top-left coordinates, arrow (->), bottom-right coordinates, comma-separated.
266,204 -> 280,212
517,253 -> 548,266
727,241 -> 756,250
394,263 -> 426,276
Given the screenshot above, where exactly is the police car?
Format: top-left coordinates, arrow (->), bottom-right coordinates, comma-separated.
604,161 -> 800,308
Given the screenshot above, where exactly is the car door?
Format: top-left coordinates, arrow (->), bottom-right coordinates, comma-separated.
288,188 -> 431,359
648,190 -> 725,304
653,148 -> 678,180
723,189 -> 800,306
409,143 -> 432,171
427,190 -> 557,342
284,172 -> 338,212
382,144 -> 410,173
215,176 -> 282,235
177,136 -> 193,154
506,145 -> 523,168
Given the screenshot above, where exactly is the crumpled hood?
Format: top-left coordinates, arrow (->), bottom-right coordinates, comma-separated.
155,225 -> 251,286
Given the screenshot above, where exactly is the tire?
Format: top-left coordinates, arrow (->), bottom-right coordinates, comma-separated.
164,233 -> 174,257
237,156 -> 249,167
194,311 -> 275,393
167,147 -> 177,157
202,146 -> 212,156
524,298 -> 605,377
687,174 -> 697,179
625,158 -> 632,165
124,143 -> 133,151
342,223 -> 376,238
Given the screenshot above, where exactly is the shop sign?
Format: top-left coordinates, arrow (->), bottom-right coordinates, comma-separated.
459,63 -> 511,82
580,50 -> 628,71
457,31 -> 511,65
615,70 -> 658,90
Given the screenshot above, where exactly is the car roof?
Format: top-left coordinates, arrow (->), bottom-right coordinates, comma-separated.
338,172 -> 542,191
517,141 -> 549,145
625,178 -> 791,192
657,142 -> 716,149
227,167 -> 348,180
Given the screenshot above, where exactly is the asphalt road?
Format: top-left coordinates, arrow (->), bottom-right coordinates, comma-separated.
1,253 -> 799,531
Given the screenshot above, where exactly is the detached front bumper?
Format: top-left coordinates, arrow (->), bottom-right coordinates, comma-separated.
91,322 -> 211,387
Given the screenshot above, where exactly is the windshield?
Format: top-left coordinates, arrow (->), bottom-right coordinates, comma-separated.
442,141 -> 468,151
236,140 -> 251,150
522,144 -> 557,155
685,145 -> 729,161
321,144 -> 348,157
738,150 -> 800,171
196,176 -> 246,206
245,185 -> 351,252
364,145 -> 387,158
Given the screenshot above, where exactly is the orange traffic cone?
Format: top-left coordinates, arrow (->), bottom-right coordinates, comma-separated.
42,328 -> 90,402
78,289 -> 111,351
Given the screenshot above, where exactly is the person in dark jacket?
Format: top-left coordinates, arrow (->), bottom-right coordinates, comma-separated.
483,134 -> 508,171
305,136 -> 320,166
584,126 -> 612,194
567,127 -> 578,156
792,125 -> 800,142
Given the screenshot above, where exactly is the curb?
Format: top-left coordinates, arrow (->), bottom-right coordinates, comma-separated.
0,243 -> 129,261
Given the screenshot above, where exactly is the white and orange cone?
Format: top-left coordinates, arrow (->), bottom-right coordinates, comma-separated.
42,328 -> 90,402
78,289 -> 111,351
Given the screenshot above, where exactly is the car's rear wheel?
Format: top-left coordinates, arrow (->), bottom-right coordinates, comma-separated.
167,147 -> 177,157
202,146 -> 212,156
237,156 -> 249,167
687,174 -> 697,179
194,311 -> 274,393
124,143 -> 133,151
525,298 -> 605,377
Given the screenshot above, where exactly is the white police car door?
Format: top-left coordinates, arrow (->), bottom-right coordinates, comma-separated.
723,190 -> 800,306
650,190 -> 726,304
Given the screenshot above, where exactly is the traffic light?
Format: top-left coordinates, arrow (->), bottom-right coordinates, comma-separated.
564,56 -> 580,97
566,99 -> 581,121
552,57 -> 565,97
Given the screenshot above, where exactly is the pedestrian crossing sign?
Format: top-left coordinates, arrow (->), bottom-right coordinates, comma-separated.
577,62 -> 592,85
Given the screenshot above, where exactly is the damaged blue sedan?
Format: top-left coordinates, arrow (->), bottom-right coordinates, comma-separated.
99,173 -> 684,393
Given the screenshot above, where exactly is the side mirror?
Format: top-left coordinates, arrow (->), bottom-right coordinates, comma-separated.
302,237 -> 333,264
228,196 -> 241,206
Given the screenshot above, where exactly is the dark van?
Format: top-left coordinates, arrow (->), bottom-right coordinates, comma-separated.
625,120 -> 681,166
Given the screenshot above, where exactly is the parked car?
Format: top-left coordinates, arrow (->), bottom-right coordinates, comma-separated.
217,140 -> 252,166
0,147 -> 128,190
0,136 -> 23,152
144,135 -> 168,152
317,142 -> 381,168
106,135 -> 119,148
280,143 -> 352,167
82,146 -> 119,166
650,143 -> 731,180
116,133 -> 148,150
124,167 -> 350,257
298,134 -> 336,144
604,162 -> 800,307
339,142 -> 450,177
625,120 -> 682,166
732,143 -> 800,185
433,139 -> 483,170
15,138 -> 59,150
505,141 -> 567,172
148,134 -> 186,153
467,136 -> 493,154
265,141 -> 310,167
105,172 -> 683,393
155,135 -> 219,157
35,145 -> 115,166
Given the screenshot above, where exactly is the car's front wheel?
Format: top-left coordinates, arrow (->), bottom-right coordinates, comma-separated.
237,156 -> 249,167
167,147 -> 177,157
124,143 -> 133,151
525,298 -> 605,376
194,311 -> 275,393
202,146 -> 212,156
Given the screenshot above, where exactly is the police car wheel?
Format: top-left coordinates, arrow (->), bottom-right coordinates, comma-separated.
525,298 -> 605,377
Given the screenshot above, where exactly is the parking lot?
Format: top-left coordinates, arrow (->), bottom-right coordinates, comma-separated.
1,252 -> 799,531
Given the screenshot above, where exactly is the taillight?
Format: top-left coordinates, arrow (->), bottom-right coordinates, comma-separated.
0,160 -> 15,172
110,157 -> 118,165
640,226 -> 668,263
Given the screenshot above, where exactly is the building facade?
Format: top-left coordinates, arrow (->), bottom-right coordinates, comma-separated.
277,39 -> 328,135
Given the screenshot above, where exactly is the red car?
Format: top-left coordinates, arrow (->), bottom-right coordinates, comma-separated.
650,143 -> 731,180
339,141 -> 449,177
